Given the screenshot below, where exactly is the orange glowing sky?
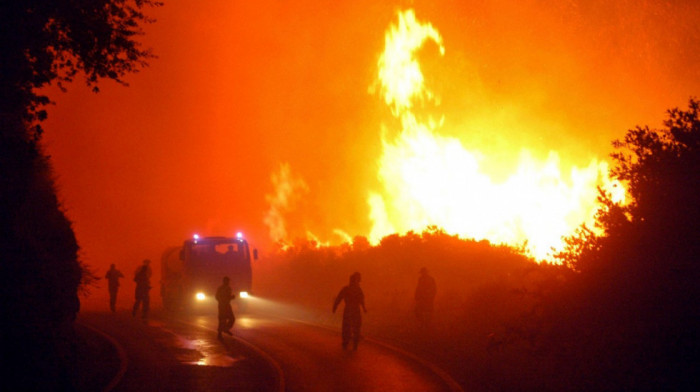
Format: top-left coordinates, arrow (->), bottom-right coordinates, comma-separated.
41,0 -> 700,289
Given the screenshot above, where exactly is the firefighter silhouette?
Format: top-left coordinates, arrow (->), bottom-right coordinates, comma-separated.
333,272 -> 367,350
414,267 -> 436,330
132,259 -> 152,319
105,264 -> 124,312
216,276 -> 236,339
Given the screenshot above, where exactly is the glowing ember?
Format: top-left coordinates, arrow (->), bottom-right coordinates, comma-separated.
368,10 -> 625,261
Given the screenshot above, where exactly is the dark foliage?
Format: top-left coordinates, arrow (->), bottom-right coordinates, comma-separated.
1,1 -> 158,389
256,228 -> 534,317
1,0 -> 160,137
544,99 -> 700,390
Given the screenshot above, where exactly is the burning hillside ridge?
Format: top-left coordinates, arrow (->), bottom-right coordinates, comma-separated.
255,98 -> 700,391
265,9 -> 626,261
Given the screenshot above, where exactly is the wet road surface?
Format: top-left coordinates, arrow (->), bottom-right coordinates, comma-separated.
78,311 -> 278,391
78,307 -> 461,392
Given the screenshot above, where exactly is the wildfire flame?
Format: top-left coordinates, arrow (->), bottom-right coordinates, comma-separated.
368,10 -> 625,260
264,162 -> 309,248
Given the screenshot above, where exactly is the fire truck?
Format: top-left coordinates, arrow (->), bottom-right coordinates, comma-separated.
161,234 -> 256,311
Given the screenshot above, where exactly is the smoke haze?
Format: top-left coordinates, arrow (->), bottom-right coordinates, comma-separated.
39,0 -> 700,306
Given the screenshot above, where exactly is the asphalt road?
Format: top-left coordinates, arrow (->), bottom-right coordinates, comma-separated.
78,304 -> 462,392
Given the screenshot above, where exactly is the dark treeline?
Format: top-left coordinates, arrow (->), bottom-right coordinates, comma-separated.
0,1 -> 159,390
257,228 -> 535,321
544,99 -> 700,391
255,229 -> 571,391
256,100 -> 700,391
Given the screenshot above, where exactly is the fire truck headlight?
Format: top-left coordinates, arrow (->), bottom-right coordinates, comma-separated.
239,291 -> 249,298
195,292 -> 206,301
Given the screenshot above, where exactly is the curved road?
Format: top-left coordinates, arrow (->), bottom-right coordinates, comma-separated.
79,305 -> 462,392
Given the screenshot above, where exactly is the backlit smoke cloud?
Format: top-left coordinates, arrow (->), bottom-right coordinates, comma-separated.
264,162 -> 309,246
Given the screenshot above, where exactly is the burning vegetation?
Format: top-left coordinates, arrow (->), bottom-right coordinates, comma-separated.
257,98 -> 700,390
255,11 -> 698,388
266,9 -> 626,261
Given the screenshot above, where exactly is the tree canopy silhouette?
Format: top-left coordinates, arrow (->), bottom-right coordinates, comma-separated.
1,1 -> 159,390
610,99 -> 700,248
549,99 -> 700,390
1,0 -> 160,134
557,99 -> 700,275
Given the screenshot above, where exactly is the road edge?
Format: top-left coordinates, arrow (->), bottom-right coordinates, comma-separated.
76,321 -> 129,392
174,319 -> 286,392
278,315 -> 465,392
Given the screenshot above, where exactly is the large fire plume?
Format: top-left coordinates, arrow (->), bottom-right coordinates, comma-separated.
368,10 -> 624,260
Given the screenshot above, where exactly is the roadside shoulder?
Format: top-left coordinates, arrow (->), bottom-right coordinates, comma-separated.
73,319 -> 127,391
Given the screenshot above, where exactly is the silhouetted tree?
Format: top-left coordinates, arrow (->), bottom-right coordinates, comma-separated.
352,235 -> 371,251
547,99 -> 700,390
1,0 -> 160,134
0,1 -> 159,390
563,100 -> 700,278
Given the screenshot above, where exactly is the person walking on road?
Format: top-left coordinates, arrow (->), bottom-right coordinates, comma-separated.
216,276 -> 236,339
105,264 -> 124,312
333,272 -> 367,350
414,267 -> 436,330
132,259 -> 152,319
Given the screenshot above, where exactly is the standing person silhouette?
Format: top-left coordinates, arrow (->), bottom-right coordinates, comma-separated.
105,264 -> 124,312
216,276 -> 236,339
414,267 -> 436,330
333,272 -> 367,350
132,259 -> 152,319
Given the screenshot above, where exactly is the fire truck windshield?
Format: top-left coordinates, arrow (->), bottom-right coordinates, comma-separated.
189,240 -> 247,263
